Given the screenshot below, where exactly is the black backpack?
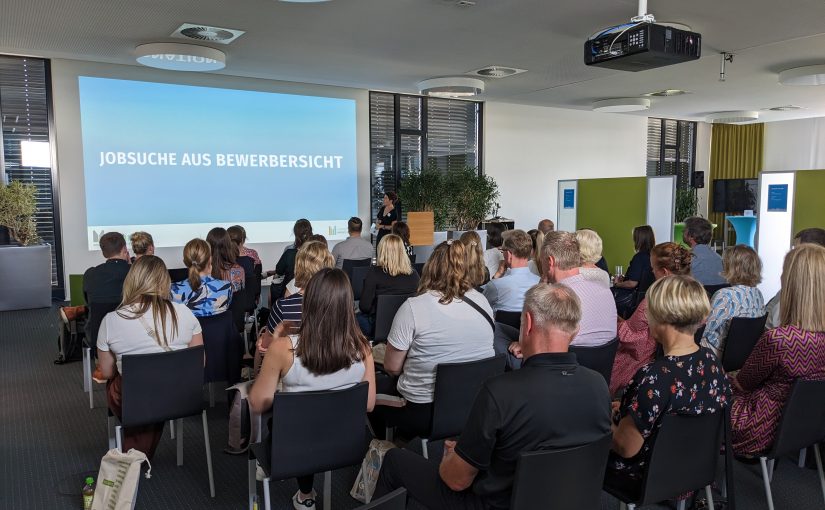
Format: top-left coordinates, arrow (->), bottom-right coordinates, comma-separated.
55,313 -> 86,364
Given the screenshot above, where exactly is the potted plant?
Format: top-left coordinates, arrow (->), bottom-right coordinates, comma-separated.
0,180 -> 40,245
398,166 -> 445,246
443,166 -> 500,232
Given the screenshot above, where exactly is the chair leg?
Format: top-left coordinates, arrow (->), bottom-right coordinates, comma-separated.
421,438 -> 429,459
263,477 -> 271,510
115,425 -> 123,452
202,410 -> 216,498
814,443 -> 825,506
705,485 -> 715,510
324,471 -> 332,510
107,415 -> 117,450
176,418 -> 184,466
768,458 -> 776,482
247,459 -> 257,510
759,457 -> 775,510
170,419 -> 175,440
209,383 -> 215,408
799,447 -> 808,468
82,347 -> 91,392
385,426 -> 393,442
677,499 -> 686,510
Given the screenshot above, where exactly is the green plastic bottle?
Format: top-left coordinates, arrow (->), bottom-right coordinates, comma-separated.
82,477 -> 95,510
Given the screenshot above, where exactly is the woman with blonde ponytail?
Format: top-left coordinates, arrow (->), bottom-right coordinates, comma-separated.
96,255 -> 203,459
171,238 -> 233,317
370,240 -> 495,439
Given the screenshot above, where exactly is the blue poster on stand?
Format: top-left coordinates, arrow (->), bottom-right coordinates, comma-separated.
767,184 -> 789,212
563,189 -> 575,209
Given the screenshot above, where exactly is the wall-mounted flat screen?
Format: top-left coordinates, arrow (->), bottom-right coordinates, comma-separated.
712,178 -> 758,213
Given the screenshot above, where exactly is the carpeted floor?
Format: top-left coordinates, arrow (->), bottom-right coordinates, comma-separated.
0,305 -> 823,509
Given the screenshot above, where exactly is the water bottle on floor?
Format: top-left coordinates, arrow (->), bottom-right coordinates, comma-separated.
82,476 -> 95,510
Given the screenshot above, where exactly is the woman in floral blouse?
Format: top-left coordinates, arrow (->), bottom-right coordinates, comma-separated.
608,274 -> 731,482
171,238 -> 232,317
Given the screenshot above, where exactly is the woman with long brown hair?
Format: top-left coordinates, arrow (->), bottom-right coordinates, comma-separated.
206,227 -> 245,293
97,256 -> 203,459
249,268 -> 375,509
459,230 -> 490,288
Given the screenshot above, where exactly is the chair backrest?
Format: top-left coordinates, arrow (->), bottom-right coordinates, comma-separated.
351,265 -> 370,301
168,267 -> 189,283
120,345 -> 205,427
721,315 -> 768,372
693,324 -> 706,346
229,285 -> 251,332
373,294 -> 413,343
342,258 -> 372,282
769,379 -> 825,458
704,284 -> 730,299
356,488 -> 407,510
413,262 -> 425,276
429,354 -> 506,440
197,312 -> 244,385
510,433 -> 612,510
639,411 -> 724,505
87,302 -> 120,346
237,255 -> 262,304
268,382 -> 370,480
569,338 -> 619,387
495,310 -> 521,330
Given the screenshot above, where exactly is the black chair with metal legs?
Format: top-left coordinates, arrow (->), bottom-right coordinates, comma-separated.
198,311 -> 244,407
569,338 -> 619,387
510,433 -> 612,510
604,412 -> 724,510
373,294 -> 414,343
355,488 -> 407,510
107,346 -> 215,497
752,379 -> 825,510
720,315 -> 768,372
494,310 -> 521,330
84,302 -> 120,409
248,382 -> 370,510
343,258 -> 372,283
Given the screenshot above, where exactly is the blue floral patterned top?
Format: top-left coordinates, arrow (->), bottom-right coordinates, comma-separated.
608,347 -> 731,480
171,275 -> 233,317
701,285 -> 766,358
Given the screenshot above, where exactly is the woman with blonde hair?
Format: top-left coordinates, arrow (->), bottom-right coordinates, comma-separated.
171,238 -> 233,317
129,231 -> 154,260
371,240 -> 495,438
730,244 -> 825,456
96,256 -> 203,459
700,245 -> 766,358
577,229 -> 610,288
527,229 -> 545,276
357,234 -> 419,336
459,230 -> 489,288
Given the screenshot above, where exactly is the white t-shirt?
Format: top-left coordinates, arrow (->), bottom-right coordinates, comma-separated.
388,289 -> 495,404
484,248 -> 504,279
97,302 -> 202,374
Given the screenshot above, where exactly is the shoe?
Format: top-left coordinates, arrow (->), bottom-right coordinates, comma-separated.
92,367 -> 106,384
292,490 -> 317,509
255,462 -> 266,481
60,305 -> 87,323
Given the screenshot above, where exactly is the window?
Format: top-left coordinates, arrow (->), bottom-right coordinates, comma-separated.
0,55 -> 63,296
646,118 -> 696,190
369,92 -> 482,219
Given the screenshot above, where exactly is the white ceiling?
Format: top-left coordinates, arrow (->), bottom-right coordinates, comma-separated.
2,0 -> 825,121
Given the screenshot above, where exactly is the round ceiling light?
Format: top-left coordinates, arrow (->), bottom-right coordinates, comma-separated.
418,77 -> 484,98
778,65 -> 825,86
135,43 -> 225,71
592,98 -> 651,113
706,111 -> 759,124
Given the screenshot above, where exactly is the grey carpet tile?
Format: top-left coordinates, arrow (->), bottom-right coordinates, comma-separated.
1,306 -> 824,509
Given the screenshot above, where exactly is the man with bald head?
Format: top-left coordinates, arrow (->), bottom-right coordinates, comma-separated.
537,219 -> 554,234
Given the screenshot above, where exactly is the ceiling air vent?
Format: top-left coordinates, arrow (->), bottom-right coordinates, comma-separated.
467,66 -> 528,79
171,23 -> 245,45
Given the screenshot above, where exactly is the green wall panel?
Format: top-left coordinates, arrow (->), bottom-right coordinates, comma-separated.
793,170 -> 825,235
577,177 -> 648,274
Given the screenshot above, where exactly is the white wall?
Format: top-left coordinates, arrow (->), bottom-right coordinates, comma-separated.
483,102 -> 647,231
764,117 -> 825,172
695,121 -> 712,216
50,59 -> 370,288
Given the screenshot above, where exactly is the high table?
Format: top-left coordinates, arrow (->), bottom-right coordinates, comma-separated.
725,216 -> 757,248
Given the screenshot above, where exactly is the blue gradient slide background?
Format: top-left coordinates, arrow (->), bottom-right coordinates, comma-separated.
78,76 -> 357,230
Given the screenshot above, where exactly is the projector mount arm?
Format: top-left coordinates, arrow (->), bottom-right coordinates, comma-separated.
631,0 -> 656,23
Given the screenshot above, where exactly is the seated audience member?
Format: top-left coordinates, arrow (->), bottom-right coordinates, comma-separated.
256,241 -> 335,364
683,216 -> 726,285
171,238 -> 232,317
483,223 -> 505,279
371,241 -> 495,439
392,222 -> 415,260
498,232 -> 616,369
374,283 -> 611,509
527,228 -> 544,276
537,218 -> 555,234
376,192 -> 399,246
84,231 -> 131,305
483,230 -> 540,312
129,231 -> 154,261
227,225 -> 261,267
576,229 -> 610,288
249,268 -> 376,510
700,245 -> 766,358
268,219 -> 313,300
459,231 -> 490,288
765,227 -> 825,329
608,275 -> 731,484
97,256 -> 203,460
613,225 -> 655,317
730,244 -> 825,457
332,216 -> 374,269
307,233 -> 328,246
358,234 -> 419,337
206,227 -> 245,293
610,243 -> 692,396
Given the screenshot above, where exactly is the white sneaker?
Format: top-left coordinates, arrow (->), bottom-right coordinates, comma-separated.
255,462 -> 266,481
292,490 -> 317,509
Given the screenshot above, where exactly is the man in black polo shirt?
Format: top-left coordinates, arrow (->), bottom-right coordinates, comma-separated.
374,282 -> 612,509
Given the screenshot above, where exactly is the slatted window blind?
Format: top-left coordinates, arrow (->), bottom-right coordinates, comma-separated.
0,55 -> 63,294
646,117 -> 696,190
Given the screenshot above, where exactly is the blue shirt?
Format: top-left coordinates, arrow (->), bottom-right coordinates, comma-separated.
690,244 -> 726,285
701,285 -> 766,358
483,266 -> 540,313
171,275 -> 233,317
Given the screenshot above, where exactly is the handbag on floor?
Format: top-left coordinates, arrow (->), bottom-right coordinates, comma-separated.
350,439 -> 396,503
225,381 -> 260,454
91,448 -> 151,510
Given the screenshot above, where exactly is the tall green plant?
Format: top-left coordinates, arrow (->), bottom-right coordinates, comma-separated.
399,166 -> 451,229
444,167 -> 500,231
675,188 -> 698,223
0,180 -> 40,245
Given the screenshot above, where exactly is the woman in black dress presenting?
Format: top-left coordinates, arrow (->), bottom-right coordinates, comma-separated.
376,191 -> 398,245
